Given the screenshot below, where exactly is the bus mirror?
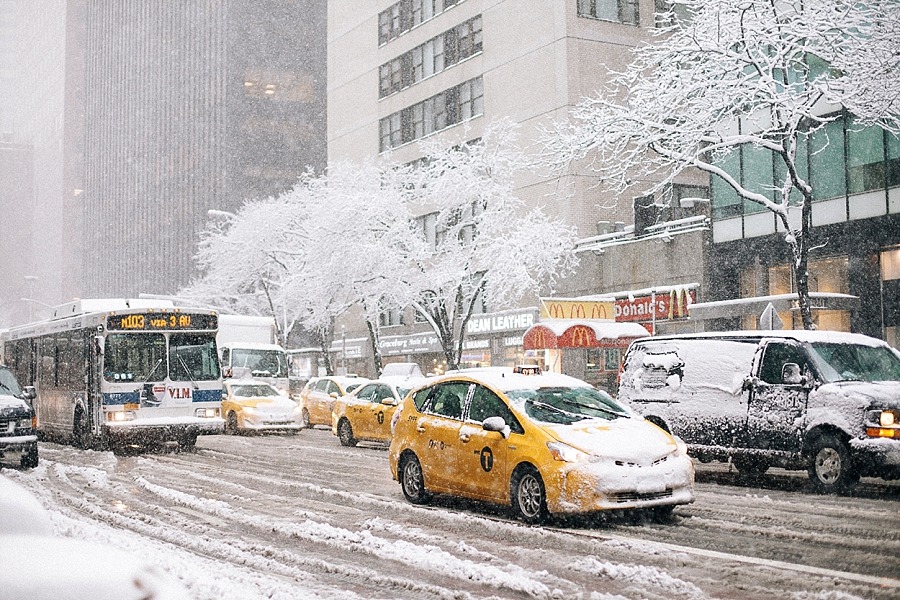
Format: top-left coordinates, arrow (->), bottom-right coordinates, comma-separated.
94,336 -> 104,356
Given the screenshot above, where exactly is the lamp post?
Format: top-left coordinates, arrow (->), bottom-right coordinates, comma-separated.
341,325 -> 347,373
23,275 -> 38,321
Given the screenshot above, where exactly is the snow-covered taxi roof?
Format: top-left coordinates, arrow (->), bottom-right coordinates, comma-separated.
435,367 -> 594,393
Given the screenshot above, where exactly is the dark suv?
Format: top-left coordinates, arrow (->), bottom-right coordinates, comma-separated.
0,364 -> 38,469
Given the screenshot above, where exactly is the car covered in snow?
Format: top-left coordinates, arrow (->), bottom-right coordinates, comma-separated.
0,364 -> 38,469
0,474 -> 191,600
617,330 -> 900,493
298,375 -> 368,428
222,379 -> 303,434
331,375 -> 430,446
388,368 -> 694,523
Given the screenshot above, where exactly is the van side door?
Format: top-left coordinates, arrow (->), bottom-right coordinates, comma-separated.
744,340 -> 809,451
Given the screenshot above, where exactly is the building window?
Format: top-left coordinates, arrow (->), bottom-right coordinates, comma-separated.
379,305 -> 404,327
740,256 -> 851,331
378,16 -> 481,99
847,117 -> 886,195
379,77 -> 484,151
577,0 -> 639,25
379,0 -> 466,46
808,118 -> 847,201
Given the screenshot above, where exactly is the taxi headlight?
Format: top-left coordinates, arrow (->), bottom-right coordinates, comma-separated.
195,408 -> 219,418
241,406 -> 255,415
547,441 -> 587,463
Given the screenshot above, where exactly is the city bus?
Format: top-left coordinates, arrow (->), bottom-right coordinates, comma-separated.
0,299 -> 224,452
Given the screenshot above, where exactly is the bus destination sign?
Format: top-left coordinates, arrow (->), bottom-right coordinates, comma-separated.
106,312 -> 217,331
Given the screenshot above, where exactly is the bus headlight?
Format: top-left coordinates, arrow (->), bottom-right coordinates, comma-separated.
195,408 -> 220,418
107,411 -> 135,422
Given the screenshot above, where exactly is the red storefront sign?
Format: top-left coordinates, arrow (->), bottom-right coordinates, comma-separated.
615,289 -> 696,323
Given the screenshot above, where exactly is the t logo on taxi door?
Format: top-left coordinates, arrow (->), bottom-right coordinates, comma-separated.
479,447 -> 494,472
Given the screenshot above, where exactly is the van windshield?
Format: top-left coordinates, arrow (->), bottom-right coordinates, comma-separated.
808,343 -> 900,383
507,386 -> 630,425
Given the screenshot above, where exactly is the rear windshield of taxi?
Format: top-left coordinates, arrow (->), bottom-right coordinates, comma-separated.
506,386 -> 630,425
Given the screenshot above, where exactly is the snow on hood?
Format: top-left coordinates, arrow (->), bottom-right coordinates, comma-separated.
543,417 -> 676,464
0,393 -> 29,411
237,395 -> 297,410
808,380 -> 900,433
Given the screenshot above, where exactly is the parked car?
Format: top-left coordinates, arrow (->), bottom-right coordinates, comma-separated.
298,375 -> 368,428
0,475 -> 191,600
617,330 -> 900,493
0,364 -> 38,469
388,368 -> 694,524
222,379 -> 303,434
331,375 -> 430,446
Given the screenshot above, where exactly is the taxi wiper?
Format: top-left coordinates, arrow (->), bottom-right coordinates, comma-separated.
556,397 -> 626,419
525,399 -> 588,421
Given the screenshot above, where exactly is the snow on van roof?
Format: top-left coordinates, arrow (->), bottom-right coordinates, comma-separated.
639,330 -> 888,348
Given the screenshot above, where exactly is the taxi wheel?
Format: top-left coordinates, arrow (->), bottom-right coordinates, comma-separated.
511,466 -> 548,524
400,454 -> 431,505
301,408 -> 311,429
337,418 -> 357,447
226,411 -> 239,435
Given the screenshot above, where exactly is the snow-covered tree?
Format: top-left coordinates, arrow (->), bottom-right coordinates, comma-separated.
179,197 -> 305,346
284,161 -> 421,376
544,0 -> 900,329
405,121 -> 578,369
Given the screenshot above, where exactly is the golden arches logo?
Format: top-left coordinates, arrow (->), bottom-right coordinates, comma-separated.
590,304 -> 610,319
548,303 -> 566,319
560,325 -> 595,348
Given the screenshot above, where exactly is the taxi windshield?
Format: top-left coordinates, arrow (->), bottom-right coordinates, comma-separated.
506,386 -> 630,425
231,383 -> 280,397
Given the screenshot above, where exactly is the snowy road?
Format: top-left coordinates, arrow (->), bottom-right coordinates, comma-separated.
5,429 -> 900,600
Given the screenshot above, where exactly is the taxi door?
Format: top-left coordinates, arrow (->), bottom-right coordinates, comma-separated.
453,384 -> 514,502
415,381 -> 472,493
345,383 -> 378,437
367,384 -> 397,441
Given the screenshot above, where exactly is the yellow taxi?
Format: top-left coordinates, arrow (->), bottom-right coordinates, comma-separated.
222,379 -> 303,434
388,367 -> 695,523
298,375 -> 368,428
331,376 -> 429,446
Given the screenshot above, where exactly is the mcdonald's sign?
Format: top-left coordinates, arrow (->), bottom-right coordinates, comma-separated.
523,325 -> 558,350
615,289 -> 696,323
540,299 -> 614,320
558,325 -> 598,348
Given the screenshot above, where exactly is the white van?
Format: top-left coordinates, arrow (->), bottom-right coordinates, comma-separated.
617,330 -> 900,493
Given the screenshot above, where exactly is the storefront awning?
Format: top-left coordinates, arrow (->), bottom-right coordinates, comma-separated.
523,319 -> 650,350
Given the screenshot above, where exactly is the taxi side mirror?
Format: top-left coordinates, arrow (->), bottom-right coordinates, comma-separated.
482,416 -> 511,439
381,398 -> 397,406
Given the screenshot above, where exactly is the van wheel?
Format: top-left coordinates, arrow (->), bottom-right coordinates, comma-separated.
337,418 -> 357,447
400,454 -> 431,504
732,455 -> 769,477
807,433 -> 859,494
511,466 -> 548,524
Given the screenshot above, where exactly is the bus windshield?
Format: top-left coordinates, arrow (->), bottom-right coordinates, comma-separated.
104,333 -> 220,383
169,334 -> 220,381
104,333 -> 167,382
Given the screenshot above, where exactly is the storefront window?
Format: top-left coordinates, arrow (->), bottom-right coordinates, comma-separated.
881,247 -> 900,349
